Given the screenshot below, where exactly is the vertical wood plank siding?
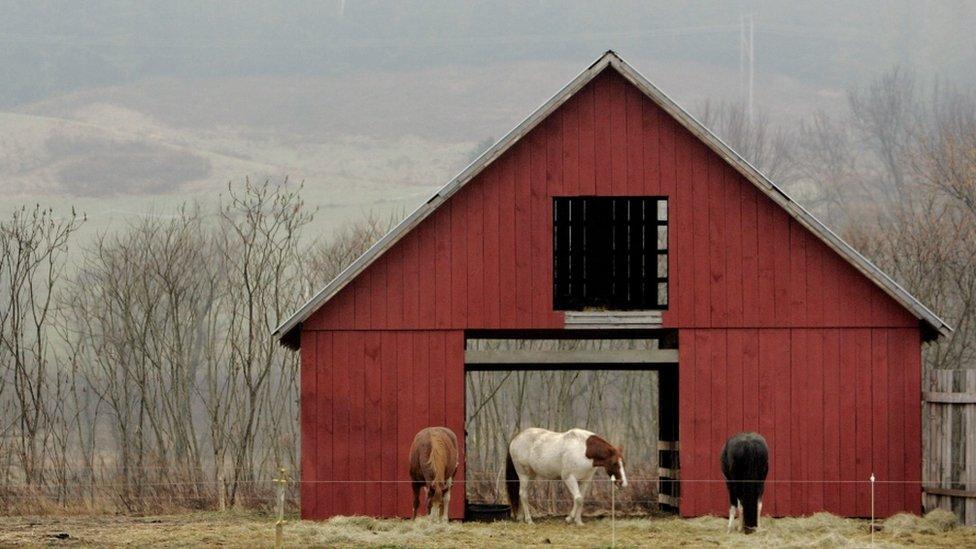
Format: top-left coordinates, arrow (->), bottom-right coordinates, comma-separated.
679,327 -> 922,518
300,330 -> 465,519
298,68 -> 924,519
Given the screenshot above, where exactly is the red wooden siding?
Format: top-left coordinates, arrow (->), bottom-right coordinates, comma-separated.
300,330 -> 466,520
305,69 -> 915,333
678,327 -> 922,518
298,66 -> 925,521
301,324 -> 922,519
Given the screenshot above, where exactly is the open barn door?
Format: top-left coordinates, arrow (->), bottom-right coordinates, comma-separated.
462,332 -> 679,520
657,366 -> 680,510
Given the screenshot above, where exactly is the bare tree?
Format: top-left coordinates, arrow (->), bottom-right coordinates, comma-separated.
839,70 -> 976,372
61,206 -> 219,509
215,178 -> 312,506
698,100 -> 799,189
304,212 -> 397,290
45,180 -> 328,511
0,205 -> 83,488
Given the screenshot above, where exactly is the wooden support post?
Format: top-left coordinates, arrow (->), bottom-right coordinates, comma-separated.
275,468 -> 287,549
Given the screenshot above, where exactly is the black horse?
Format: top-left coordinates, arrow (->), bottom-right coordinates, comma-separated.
720,432 -> 768,534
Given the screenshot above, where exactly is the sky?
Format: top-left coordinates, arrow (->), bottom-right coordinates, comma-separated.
2,0 -> 974,237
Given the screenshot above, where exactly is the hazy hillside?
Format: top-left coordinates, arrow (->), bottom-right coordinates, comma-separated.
2,56 -> 835,240
2,1 -> 974,243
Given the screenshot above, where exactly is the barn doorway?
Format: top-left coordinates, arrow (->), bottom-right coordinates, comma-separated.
463,331 -> 679,520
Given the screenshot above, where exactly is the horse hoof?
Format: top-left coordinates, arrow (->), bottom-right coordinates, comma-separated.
565,516 -> 573,523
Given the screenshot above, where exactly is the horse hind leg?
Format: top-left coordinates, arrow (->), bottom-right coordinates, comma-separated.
518,474 -> 534,524
412,482 -> 423,519
440,479 -> 453,522
726,484 -> 737,533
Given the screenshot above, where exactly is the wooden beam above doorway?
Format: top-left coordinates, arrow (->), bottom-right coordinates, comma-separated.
465,338 -> 678,364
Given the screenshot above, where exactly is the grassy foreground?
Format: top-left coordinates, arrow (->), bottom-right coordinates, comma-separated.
1,509 -> 972,547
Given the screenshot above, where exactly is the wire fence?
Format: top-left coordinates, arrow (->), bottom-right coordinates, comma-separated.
3,475 -> 905,549
2,477 -> 955,489
0,475 -> 937,513
19,474 -> 962,549
17,472 -> 972,549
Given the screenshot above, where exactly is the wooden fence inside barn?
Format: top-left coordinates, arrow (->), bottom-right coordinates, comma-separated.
923,369 -> 976,525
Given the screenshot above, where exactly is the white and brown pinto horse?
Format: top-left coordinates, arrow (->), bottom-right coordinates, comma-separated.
409,426 -> 459,521
507,427 -> 627,525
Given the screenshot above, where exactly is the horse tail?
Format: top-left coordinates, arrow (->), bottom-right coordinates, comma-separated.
427,433 -> 447,487
741,442 -> 768,534
505,451 -> 520,518
742,492 -> 759,533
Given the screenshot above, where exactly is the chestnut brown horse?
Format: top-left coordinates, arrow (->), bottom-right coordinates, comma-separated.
409,426 -> 459,521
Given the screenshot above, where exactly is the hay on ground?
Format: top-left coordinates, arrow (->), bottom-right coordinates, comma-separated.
0,510 -> 974,548
884,508 -> 958,536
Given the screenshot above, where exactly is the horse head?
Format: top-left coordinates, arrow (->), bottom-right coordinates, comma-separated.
605,445 -> 628,488
585,436 -> 628,488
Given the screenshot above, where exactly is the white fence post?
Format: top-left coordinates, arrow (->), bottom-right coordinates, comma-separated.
870,473 -> 876,545
611,479 -> 616,548
275,468 -> 287,549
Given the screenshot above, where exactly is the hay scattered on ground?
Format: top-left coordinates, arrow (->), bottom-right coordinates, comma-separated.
0,511 -> 974,547
883,508 -> 958,537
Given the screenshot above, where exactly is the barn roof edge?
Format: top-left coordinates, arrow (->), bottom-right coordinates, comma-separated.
274,50 -> 951,349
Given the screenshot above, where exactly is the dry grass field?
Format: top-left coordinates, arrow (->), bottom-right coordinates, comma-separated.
0,510 -> 972,548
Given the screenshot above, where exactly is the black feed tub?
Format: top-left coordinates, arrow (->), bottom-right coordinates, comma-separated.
466,502 -> 511,522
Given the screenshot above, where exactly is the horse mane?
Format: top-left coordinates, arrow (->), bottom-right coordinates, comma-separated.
427,432 -> 448,485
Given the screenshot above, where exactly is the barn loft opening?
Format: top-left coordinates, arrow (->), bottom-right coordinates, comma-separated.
462,331 -> 679,519
553,196 -> 669,311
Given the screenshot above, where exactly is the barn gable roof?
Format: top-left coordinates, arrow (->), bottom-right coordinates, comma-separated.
275,50 -> 951,348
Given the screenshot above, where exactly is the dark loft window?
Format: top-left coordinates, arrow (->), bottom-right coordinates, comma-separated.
553,196 -> 668,310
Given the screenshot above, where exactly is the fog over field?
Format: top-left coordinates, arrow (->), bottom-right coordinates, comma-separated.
3,0 -> 975,241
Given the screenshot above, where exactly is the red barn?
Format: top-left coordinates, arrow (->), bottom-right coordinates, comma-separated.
276,51 -> 950,520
